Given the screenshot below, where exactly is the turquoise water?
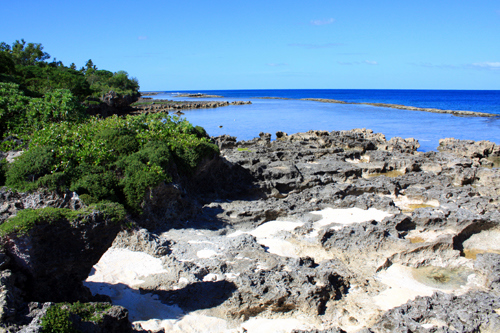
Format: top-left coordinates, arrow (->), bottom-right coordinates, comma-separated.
149,90 -> 500,152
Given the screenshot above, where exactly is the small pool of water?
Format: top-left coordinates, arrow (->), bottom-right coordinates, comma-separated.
411,266 -> 472,290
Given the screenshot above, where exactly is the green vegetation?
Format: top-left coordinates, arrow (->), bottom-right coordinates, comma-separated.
0,82 -> 86,138
41,301 -> 112,333
0,39 -> 218,232
0,202 -> 126,236
0,39 -> 140,140
4,113 -> 218,212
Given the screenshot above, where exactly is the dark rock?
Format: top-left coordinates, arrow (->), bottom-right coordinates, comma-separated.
224,258 -> 351,319
370,291 -> 500,333
2,210 -> 122,302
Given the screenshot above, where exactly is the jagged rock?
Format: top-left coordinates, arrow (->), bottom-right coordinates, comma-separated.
474,253 -> 500,291
292,328 -> 346,333
112,228 -> 170,257
0,189 -> 83,224
369,291 -> 500,333
438,138 -> 500,161
224,258 -> 351,319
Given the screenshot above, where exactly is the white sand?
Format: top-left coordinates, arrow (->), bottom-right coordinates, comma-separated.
312,207 -> 392,231
196,249 -> 219,258
84,248 -> 184,324
85,248 -> 167,286
228,208 -> 392,258
84,247 -> 325,332
82,208 -> 407,332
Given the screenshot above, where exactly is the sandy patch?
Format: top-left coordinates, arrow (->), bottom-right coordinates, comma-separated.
312,207 -> 392,230
392,196 -> 440,212
197,249 -> 219,258
85,248 -> 167,286
228,208 -> 392,258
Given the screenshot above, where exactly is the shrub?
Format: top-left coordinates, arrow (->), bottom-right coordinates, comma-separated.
5,145 -> 58,191
41,302 -> 112,333
41,304 -> 75,333
0,202 -> 126,237
5,113 -> 218,213
0,82 -> 86,137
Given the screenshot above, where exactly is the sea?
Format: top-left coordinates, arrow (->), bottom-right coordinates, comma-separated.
148,89 -> 500,152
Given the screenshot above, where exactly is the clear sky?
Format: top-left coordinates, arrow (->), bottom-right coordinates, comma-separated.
2,0 -> 499,91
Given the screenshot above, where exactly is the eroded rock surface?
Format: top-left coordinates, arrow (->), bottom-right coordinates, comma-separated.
81,129 -> 500,332
3,128 -> 500,332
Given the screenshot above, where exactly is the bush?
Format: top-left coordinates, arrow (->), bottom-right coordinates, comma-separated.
5,145 -> 58,191
41,302 -> 112,333
0,82 -> 86,137
41,304 -> 75,333
0,207 -> 75,236
5,113 -> 218,212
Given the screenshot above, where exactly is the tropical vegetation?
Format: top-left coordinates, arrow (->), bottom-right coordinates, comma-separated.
0,39 -> 218,231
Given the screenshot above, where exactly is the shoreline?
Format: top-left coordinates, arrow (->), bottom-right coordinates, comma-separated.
301,98 -> 499,117
140,92 -> 499,118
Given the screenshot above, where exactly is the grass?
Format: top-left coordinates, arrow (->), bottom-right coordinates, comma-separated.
0,202 -> 126,236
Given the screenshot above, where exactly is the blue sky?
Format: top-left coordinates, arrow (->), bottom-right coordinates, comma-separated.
2,0 -> 499,90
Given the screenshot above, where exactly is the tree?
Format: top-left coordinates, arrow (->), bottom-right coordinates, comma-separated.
9,39 -> 50,66
0,52 -> 16,75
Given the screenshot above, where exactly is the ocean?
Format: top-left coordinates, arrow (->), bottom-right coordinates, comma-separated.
149,89 -> 500,152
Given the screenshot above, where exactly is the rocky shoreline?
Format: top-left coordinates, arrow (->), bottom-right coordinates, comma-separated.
129,98 -> 252,116
1,129 -> 500,332
301,99 -> 499,117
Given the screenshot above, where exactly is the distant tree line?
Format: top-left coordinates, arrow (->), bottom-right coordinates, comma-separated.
0,39 -> 139,101
0,39 -> 140,139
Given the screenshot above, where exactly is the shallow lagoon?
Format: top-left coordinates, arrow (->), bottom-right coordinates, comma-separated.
152,94 -> 500,152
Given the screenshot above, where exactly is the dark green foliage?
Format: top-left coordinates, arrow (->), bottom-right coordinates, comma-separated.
41,302 -> 112,333
85,68 -> 139,100
70,171 -> 119,204
19,65 -> 92,101
5,39 -> 50,66
0,40 -> 140,128
95,128 -> 138,155
1,39 -> 217,217
116,140 -> 173,210
0,83 -> 86,137
0,52 -> 15,76
194,125 -> 209,138
41,304 -> 75,333
5,114 -> 219,213
5,145 -> 58,191
0,202 -> 126,236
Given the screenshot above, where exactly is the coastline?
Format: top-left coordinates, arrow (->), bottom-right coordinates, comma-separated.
149,90 -> 500,118
301,98 -> 499,118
